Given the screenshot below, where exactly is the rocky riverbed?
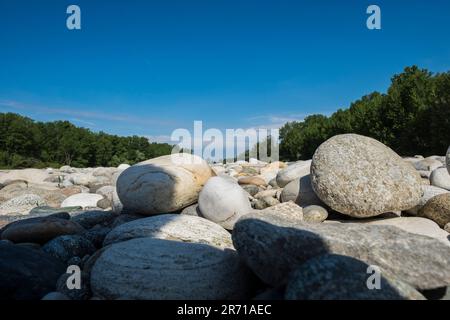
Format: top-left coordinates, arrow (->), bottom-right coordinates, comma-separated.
1,133 -> 450,300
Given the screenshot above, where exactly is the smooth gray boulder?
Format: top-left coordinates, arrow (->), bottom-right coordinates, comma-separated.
280,175 -> 323,207
90,238 -> 254,299
276,160 -> 311,188
302,205 -> 328,223
285,254 -> 425,300
103,214 -> 233,249
198,176 -> 253,230
311,134 -> 422,218
430,167 -> 450,190
0,242 -> 65,299
117,154 -> 213,215
232,211 -> 450,290
42,234 -> 96,263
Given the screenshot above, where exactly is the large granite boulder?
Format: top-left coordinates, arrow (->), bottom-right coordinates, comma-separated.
310,134 -> 422,217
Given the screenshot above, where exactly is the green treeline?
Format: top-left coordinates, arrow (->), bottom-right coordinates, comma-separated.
2,66 -> 449,168
0,113 -> 173,169
280,66 -> 450,160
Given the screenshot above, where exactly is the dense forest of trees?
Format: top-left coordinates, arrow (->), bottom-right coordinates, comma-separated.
279,66 -> 450,160
0,114 -> 172,169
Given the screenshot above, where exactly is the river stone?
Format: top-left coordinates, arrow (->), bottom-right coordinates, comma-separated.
0,242 -> 65,299
276,160 -> 311,188
71,210 -> 117,229
310,134 -> 422,218
406,185 -> 449,215
1,216 -> 85,244
90,238 -> 253,299
42,234 -> 96,263
232,211 -> 450,290
30,206 -> 81,216
337,216 -> 450,246
117,154 -> 213,215
280,175 -> 323,207
302,205 -> 328,223
258,201 -> 303,221
198,176 -> 253,230
61,193 -> 104,209
0,194 -> 46,216
285,254 -> 425,300
103,214 -> 233,249
430,167 -> 450,190
419,193 -> 450,227
180,203 -> 202,216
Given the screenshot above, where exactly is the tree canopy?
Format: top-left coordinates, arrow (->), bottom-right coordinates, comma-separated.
279,66 -> 450,161
0,114 -> 172,169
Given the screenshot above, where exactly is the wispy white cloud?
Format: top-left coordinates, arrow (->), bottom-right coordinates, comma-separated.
0,99 -> 177,127
70,118 -> 96,126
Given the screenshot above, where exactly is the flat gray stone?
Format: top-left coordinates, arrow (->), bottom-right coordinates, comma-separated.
285,254 -> 425,300
90,238 -> 254,299
232,211 -> 450,290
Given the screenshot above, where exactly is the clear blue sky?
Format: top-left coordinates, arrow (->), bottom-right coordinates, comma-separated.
0,0 -> 449,143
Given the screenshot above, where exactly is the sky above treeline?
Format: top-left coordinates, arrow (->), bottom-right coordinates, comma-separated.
0,0 -> 449,144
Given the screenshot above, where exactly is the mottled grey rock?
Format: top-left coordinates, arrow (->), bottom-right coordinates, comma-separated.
0,194 -> 46,216
276,160 -> 311,188
419,193 -> 450,227
280,175 -> 323,207
0,242 -> 65,299
90,238 -> 254,299
103,214 -> 233,249
42,234 -> 96,263
199,176 -> 253,230
445,223 -> 450,233
285,254 -> 425,300
1,216 -> 85,244
406,185 -> 449,215
311,134 -> 422,218
232,211 -> 450,290
303,205 -> 328,223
